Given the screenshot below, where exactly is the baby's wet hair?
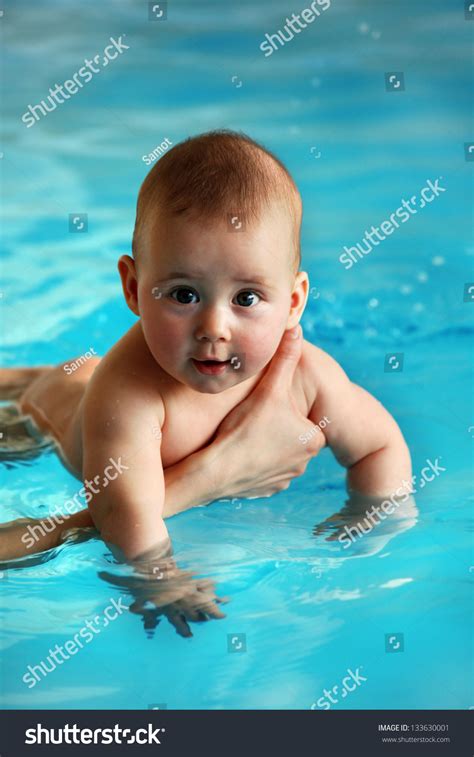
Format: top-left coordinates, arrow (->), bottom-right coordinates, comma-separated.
132,129 -> 302,272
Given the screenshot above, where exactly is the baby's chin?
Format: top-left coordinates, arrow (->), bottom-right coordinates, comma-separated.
165,363 -> 257,395
183,371 -> 251,395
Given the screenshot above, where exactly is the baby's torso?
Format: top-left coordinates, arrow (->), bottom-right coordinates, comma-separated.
21,323 -> 316,478
157,356 -> 312,469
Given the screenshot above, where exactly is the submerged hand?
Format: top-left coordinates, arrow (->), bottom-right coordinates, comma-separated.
313,491 -> 419,551
98,558 -> 228,638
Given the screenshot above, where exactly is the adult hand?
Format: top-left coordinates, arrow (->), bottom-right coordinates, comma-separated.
164,326 -> 324,513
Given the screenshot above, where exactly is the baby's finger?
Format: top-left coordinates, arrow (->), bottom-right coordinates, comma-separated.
167,609 -> 193,637
195,578 -> 217,593
193,596 -> 227,618
201,602 -> 227,619
215,595 -> 230,605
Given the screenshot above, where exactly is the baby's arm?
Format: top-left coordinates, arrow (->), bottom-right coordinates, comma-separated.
82,374 -> 169,563
306,346 -> 412,496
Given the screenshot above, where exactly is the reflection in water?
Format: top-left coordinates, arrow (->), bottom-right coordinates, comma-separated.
0,524 -> 228,639
0,403 -> 55,469
313,492 -> 418,559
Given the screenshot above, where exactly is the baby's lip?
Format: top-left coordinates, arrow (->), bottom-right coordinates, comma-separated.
192,356 -> 230,363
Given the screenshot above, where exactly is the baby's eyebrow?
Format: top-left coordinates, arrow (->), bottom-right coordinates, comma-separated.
160,272 -> 272,286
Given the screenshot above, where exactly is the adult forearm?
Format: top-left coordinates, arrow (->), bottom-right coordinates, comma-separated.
162,446 -> 223,517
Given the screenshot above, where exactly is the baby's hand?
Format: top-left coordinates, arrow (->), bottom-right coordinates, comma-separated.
313,491 -> 418,555
98,560 -> 228,637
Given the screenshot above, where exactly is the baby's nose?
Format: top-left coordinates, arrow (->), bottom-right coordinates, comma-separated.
194,306 -> 231,342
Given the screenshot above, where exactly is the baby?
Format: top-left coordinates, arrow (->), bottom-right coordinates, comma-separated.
1,130 -> 411,570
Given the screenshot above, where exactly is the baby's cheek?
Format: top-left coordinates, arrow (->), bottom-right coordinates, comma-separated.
143,312 -> 184,358
239,327 -> 282,371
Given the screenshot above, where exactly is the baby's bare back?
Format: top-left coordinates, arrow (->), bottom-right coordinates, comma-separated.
18,322 -> 314,480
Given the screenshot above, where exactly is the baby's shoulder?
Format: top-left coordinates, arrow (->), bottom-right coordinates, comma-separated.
296,339 -> 349,407
83,327 -> 165,427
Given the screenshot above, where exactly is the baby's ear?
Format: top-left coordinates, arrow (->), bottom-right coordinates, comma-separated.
287,271 -> 309,329
118,255 -> 140,316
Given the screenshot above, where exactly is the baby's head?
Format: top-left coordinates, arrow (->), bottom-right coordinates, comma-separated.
119,130 -> 308,393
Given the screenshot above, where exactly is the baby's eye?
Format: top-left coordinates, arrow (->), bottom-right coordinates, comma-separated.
234,290 -> 260,308
169,287 -> 200,304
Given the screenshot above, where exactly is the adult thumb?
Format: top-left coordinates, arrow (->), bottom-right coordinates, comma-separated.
259,325 -> 303,390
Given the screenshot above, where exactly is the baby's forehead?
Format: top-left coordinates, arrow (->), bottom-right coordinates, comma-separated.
145,208 -> 295,276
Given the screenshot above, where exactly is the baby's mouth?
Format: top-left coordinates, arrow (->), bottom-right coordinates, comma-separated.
193,357 -> 229,365
191,358 -> 231,376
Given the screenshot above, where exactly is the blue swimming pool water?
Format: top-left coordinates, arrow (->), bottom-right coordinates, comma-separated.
1,0 -> 473,709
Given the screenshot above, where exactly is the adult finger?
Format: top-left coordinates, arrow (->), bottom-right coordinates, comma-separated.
257,325 -> 303,393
